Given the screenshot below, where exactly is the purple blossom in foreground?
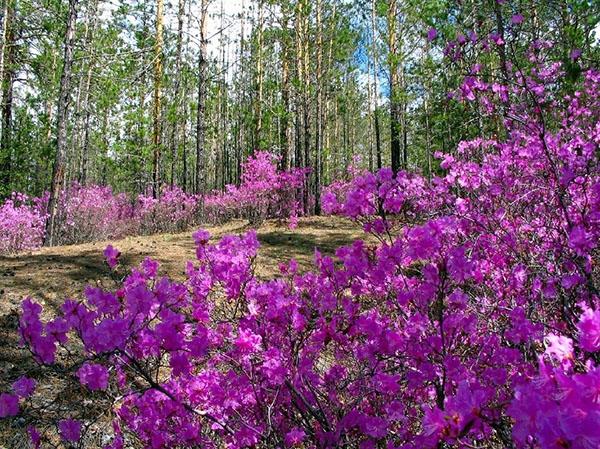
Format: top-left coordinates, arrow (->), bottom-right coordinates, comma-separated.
0,393 -> 19,418
2,63 -> 600,449
12,377 -> 36,398
103,244 -> 120,269
58,419 -> 81,443
511,14 -> 524,24
427,27 -> 437,41
77,362 -> 109,391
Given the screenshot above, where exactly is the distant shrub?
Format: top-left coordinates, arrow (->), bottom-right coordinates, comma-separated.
0,193 -> 46,254
204,151 -> 307,226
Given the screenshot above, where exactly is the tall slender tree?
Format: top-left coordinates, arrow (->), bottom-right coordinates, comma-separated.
387,0 -> 401,174
45,0 -> 80,246
371,0 -> 382,170
79,0 -> 99,185
152,0 -> 164,198
314,0 -> 324,215
170,0 -> 186,187
196,0 -> 209,195
0,0 -> 16,189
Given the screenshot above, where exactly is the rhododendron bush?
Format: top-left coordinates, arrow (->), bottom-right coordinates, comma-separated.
135,186 -> 199,235
0,193 -> 46,253
2,63 -> 599,449
0,152 -> 304,254
204,151 -> 306,226
0,184 -> 200,253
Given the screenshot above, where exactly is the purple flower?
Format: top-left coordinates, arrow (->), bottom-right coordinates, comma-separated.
544,334 -> 573,364
59,419 -> 81,443
568,225 -> 594,256
193,229 -> 211,245
77,363 -> 109,391
490,32 -> 504,46
578,306 -> 600,352
0,393 -> 19,417
511,14 -> 524,24
28,426 -> 41,449
235,328 -> 262,354
141,257 -> 159,278
12,376 -> 36,398
427,27 -> 438,41
570,48 -> 582,61
103,244 -> 120,269
284,428 -> 306,447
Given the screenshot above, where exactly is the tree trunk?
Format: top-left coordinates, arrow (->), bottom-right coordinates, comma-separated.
401,65 -> 408,168
301,0 -> 310,214
235,0 -> 245,184
170,0 -> 185,187
314,0 -> 323,215
279,9 -> 291,171
152,0 -> 164,198
493,0 -> 509,84
45,0 -> 79,246
252,0 -> 264,151
387,0 -> 401,174
195,0 -> 208,194
371,0 -> 382,170
423,40 -> 432,179
293,0 -> 303,171
0,0 -> 15,187
79,0 -> 99,185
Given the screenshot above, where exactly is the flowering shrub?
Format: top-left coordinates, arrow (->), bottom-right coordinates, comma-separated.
0,192 -> 46,253
135,186 -> 199,235
0,153 -> 302,254
0,185 -> 201,254
52,183 -> 137,246
205,152 -> 306,226
2,61 -> 599,449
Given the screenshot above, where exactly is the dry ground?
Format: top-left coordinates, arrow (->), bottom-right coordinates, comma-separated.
0,216 -> 365,447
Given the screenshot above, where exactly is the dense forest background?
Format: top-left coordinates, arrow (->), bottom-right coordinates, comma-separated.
0,0 -> 598,209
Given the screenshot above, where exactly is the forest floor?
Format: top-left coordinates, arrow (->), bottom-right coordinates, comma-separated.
0,216 -> 365,447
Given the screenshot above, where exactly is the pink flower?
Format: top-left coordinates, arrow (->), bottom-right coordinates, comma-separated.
544,334 -> 573,364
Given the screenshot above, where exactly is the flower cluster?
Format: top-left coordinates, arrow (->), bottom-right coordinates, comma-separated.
136,186 -> 199,234
0,153 -> 305,254
3,65 -> 600,449
204,152 -> 307,226
0,192 -> 47,253
0,376 -> 36,418
0,184 -> 200,254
